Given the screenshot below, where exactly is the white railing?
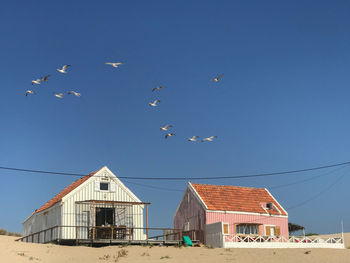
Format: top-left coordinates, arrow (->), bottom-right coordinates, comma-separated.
223,235 -> 344,249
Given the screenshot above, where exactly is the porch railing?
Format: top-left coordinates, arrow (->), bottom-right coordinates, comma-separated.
16,225 -> 195,244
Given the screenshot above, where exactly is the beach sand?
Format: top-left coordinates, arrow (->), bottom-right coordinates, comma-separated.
1,234 -> 349,263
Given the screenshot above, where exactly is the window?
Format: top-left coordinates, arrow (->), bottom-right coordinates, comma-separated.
236,224 -> 259,235
266,226 -> 280,236
100,182 -> 109,191
184,222 -> 190,231
223,223 -> 229,235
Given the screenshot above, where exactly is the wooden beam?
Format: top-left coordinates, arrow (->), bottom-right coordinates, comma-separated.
146,204 -> 149,240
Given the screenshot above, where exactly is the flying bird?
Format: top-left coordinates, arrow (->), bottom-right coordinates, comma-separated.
165,133 -> 175,139
188,136 -> 199,142
41,75 -> 50,82
68,91 -> 81,97
105,62 -> 124,68
25,90 -> 35,96
31,79 -> 41,85
57,65 -> 71,74
201,136 -> 217,142
152,86 -> 165,92
149,100 -> 160,107
160,125 -> 172,131
54,93 -> 65,99
210,74 -> 224,82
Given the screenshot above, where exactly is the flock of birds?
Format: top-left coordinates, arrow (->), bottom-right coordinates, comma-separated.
148,73 -> 224,142
26,64 -> 81,98
27,62 -> 223,142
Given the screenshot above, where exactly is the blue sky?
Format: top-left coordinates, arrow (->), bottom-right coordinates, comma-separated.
0,0 -> 350,234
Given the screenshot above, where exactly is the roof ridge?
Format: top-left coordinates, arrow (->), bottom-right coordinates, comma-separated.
191,182 -> 265,190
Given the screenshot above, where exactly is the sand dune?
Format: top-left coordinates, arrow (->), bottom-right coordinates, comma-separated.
1,234 -> 349,263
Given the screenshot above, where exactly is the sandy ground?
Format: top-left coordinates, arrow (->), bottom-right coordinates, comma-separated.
1,234 -> 349,263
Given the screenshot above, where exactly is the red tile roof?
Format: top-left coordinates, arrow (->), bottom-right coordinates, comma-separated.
191,183 -> 287,216
35,169 -> 100,213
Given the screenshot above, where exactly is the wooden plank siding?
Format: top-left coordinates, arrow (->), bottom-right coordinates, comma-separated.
206,211 -> 288,238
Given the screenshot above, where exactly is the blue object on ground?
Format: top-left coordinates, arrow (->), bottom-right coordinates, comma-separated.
182,236 -> 193,246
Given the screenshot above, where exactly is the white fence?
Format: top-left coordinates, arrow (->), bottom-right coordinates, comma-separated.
205,222 -> 345,249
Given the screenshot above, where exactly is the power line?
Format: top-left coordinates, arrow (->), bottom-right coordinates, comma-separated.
286,167 -> 349,211
0,161 -> 349,180
123,180 -> 183,192
269,165 -> 348,190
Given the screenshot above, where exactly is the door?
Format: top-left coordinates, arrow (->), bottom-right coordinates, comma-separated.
96,208 -> 115,226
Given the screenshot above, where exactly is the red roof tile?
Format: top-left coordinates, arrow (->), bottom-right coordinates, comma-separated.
191,183 -> 287,216
35,169 -> 101,213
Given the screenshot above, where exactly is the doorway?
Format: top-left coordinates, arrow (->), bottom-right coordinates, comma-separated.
96,208 -> 115,226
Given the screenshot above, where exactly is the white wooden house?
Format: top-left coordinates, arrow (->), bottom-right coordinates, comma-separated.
22,166 -> 148,243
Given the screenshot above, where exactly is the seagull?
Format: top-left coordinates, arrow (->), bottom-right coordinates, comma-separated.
25,90 -> 35,96
160,125 -> 172,131
152,86 -> 165,92
201,136 -> 217,142
41,75 -> 50,82
57,65 -> 71,74
31,79 -> 41,85
68,91 -> 81,97
149,100 -> 160,107
165,133 -> 175,139
210,74 -> 224,82
188,136 -> 199,142
54,93 -> 65,99
105,62 -> 123,68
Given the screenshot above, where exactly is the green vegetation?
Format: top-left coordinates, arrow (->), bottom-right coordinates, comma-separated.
0,228 -> 21,237
305,233 -> 319,236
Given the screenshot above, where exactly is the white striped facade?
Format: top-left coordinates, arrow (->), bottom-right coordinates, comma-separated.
22,166 -> 146,242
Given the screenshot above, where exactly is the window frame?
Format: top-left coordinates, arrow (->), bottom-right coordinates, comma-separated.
99,182 -> 109,191
222,223 -> 229,235
235,223 -> 259,235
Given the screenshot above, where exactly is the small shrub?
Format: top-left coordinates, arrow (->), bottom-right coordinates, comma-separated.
141,252 -> 150,256
174,243 -> 183,248
0,229 -> 8,235
160,255 -> 171,259
8,232 -> 21,237
118,249 -> 128,258
305,233 -> 318,236
98,254 -> 111,260
0,228 -> 21,237
17,252 -> 25,256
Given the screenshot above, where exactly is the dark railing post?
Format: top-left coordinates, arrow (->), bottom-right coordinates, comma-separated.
76,226 -> 79,243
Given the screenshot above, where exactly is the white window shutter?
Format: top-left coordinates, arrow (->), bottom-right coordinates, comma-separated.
110,182 -> 116,192
95,181 -> 100,191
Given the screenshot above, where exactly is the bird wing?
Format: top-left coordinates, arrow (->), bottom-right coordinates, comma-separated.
217,74 -> 224,80
42,75 -> 50,81
62,65 -> 71,70
152,88 -> 157,92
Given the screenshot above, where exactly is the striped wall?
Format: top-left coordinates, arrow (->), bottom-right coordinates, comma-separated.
206,211 -> 288,238
61,170 -> 145,240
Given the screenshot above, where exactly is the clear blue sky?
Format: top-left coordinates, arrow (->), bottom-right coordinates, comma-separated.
0,0 -> 349,234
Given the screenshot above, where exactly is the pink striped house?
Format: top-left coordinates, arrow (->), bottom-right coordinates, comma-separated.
174,183 -> 288,243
